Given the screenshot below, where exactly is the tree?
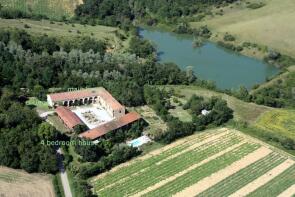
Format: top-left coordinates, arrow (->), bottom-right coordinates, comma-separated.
73,124 -> 89,134
33,84 -> 46,100
129,36 -> 155,58
186,66 -> 196,83
37,122 -> 59,141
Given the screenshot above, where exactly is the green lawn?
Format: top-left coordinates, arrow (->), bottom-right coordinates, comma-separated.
169,96 -> 192,122
25,97 -> 49,111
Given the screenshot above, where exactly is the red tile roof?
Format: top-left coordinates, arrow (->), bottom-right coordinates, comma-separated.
49,89 -> 97,102
48,88 -> 123,110
79,112 -> 141,140
55,106 -> 83,129
97,89 -> 123,110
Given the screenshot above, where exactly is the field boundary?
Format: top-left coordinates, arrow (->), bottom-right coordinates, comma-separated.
234,129 -> 295,160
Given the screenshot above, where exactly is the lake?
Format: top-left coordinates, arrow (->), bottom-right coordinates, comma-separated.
139,28 -> 279,89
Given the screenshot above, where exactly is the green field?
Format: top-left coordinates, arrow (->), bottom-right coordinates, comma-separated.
0,0 -> 82,19
255,109 -> 295,141
191,0 -> 295,57
164,85 -> 270,123
168,96 -> 192,122
26,97 -> 49,111
91,128 -> 295,197
0,18 -> 123,46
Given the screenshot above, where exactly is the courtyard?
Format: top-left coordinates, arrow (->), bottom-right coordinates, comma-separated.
72,104 -> 114,129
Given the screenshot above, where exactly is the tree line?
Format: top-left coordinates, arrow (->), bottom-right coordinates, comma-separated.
74,0 -> 239,27
0,28 -> 192,106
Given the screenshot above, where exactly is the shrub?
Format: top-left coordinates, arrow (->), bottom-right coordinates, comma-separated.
223,33 -> 235,41
247,3 -> 265,9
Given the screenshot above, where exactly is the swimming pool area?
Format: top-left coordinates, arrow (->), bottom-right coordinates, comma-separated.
128,136 -> 151,148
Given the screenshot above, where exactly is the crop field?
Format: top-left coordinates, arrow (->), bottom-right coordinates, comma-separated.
0,0 -> 82,19
255,109 -> 295,141
191,0 -> 295,56
91,128 -> 295,197
0,166 -> 55,197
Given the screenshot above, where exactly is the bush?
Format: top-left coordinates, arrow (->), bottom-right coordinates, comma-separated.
52,175 -> 64,197
24,24 -> 30,29
247,3 -> 265,9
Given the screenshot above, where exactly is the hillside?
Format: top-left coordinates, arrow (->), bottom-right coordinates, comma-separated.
191,0 -> 295,56
163,85 -> 271,123
0,0 -> 82,19
0,18 -> 126,49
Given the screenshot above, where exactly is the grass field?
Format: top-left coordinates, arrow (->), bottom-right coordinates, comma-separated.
191,0 -> 295,56
168,96 -> 192,122
26,97 -> 49,111
250,66 -> 295,94
0,0 -> 82,19
164,85 -> 270,123
0,18 -> 122,45
0,166 -> 55,197
255,109 -> 295,141
90,128 -> 295,197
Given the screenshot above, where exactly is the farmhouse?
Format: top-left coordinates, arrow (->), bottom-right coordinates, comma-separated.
47,87 -> 125,118
47,87 -> 141,140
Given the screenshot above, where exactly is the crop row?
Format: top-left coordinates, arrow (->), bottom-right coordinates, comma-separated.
197,152 -> 287,197
0,0 -> 71,19
97,135 -> 244,196
247,164 -> 295,197
93,130 -> 230,189
144,143 -> 260,197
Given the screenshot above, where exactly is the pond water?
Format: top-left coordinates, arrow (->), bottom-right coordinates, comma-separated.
139,28 -> 279,89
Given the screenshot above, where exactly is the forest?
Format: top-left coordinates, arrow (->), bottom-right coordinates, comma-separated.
75,0 -> 239,26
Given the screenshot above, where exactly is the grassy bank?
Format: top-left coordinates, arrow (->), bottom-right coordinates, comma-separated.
191,0 -> 295,57
0,18 -> 120,44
